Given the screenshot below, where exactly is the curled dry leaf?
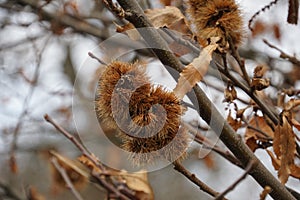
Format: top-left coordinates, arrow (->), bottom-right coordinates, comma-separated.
116,6 -> 192,40
227,111 -> 242,131
120,170 -> 154,200
267,150 -> 300,180
253,65 -> 268,78
284,99 -> 300,111
144,6 -> 191,34
245,116 -> 274,152
273,115 -> 296,184
173,38 -> 219,99
224,84 -> 237,103
250,78 -> 270,91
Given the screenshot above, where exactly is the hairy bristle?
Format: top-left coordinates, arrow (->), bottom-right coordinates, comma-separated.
95,61 -> 190,165
186,0 -> 244,46
122,126 -> 189,165
95,61 -> 151,130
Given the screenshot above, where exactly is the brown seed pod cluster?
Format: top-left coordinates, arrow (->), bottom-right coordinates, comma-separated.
95,61 -> 189,165
186,0 -> 244,47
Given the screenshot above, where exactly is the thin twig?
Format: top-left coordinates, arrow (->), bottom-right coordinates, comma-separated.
184,122 -> 243,168
214,160 -> 256,200
51,157 -> 84,200
227,35 -> 251,85
88,52 -> 107,65
263,39 -> 300,66
9,35 -> 51,173
173,160 -> 225,199
44,114 -> 105,171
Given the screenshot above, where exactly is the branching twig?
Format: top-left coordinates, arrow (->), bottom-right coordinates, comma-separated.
44,114 -> 105,171
173,160 -> 224,199
227,35 -> 251,85
44,114 -> 131,200
184,122 -> 243,168
9,35 -> 51,173
51,157 -> 84,200
214,160 -> 256,200
88,52 -> 107,65
263,39 -> 300,66
103,0 -> 126,18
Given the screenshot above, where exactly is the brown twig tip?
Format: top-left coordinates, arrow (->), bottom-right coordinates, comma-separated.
88,52 -> 107,65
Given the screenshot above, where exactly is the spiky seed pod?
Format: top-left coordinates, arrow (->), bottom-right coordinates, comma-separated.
95,61 -> 190,165
95,61 -> 151,131
186,0 -> 244,47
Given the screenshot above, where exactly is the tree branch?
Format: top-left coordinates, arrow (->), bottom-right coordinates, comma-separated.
113,0 -> 296,199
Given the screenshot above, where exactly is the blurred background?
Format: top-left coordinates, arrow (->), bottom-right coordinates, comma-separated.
0,0 -> 299,199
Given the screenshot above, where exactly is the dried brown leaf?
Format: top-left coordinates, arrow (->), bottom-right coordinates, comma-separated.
251,21 -> 266,37
173,40 -> 219,99
253,65 -> 268,78
224,85 -> 237,103
250,78 -> 270,91
145,6 -> 191,34
115,22 -> 141,40
272,23 -> 281,41
120,170 -> 154,200
9,155 -> 18,174
115,6 -> 191,40
227,112 -> 241,131
159,0 -> 172,6
284,99 -> 300,111
27,187 -> 45,200
291,118 -> 300,131
245,116 -> 274,152
273,116 -> 296,184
